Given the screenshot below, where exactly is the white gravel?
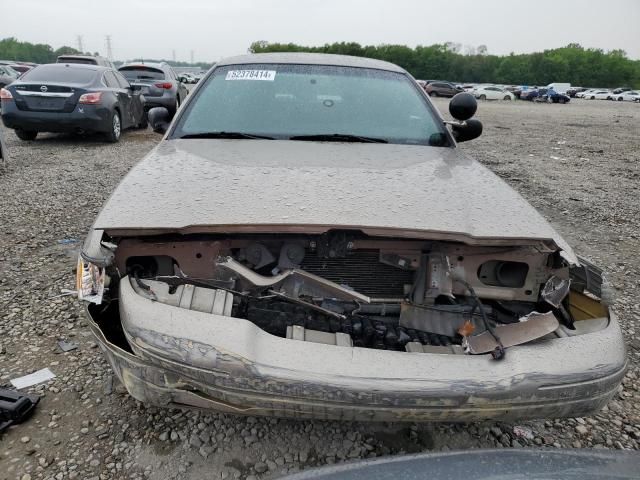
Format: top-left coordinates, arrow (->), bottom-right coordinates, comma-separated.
0,98 -> 638,480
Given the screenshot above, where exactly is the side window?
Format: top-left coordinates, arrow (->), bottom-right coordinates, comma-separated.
114,71 -> 130,89
103,71 -> 119,88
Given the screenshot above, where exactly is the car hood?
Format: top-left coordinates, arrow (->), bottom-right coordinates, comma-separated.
94,139 -> 577,262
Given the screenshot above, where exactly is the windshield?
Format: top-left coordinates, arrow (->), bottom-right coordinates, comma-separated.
172,63 -> 448,146
20,64 -> 97,84
119,66 -> 165,81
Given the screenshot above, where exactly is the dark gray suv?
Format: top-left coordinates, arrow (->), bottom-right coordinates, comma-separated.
118,62 -> 188,116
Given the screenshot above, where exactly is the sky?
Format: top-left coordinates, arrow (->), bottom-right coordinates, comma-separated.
5,0 -> 640,62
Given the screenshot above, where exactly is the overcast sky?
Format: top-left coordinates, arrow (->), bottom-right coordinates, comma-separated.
6,0 -> 640,62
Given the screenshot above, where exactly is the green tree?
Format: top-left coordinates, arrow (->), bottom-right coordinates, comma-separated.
248,41 -> 640,88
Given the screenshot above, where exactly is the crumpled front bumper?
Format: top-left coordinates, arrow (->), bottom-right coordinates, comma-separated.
86,277 -> 627,422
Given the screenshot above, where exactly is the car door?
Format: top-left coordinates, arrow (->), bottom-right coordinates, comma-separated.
114,70 -> 143,125
486,87 -> 499,100
104,70 -> 133,128
169,67 -> 187,100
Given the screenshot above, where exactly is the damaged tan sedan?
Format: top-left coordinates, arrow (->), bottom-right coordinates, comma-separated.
78,53 -> 626,422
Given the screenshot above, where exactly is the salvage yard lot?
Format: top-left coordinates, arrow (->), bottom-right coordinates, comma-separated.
0,98 -> 638,479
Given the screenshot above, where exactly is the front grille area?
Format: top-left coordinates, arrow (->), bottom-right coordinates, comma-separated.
300,250 -> 414,297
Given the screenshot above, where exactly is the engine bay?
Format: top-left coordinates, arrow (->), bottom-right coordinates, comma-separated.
94,230 -> 608,358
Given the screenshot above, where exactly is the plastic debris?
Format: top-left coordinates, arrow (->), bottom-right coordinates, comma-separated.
76,257 -> 105,304
57,340 -> 78,352
10,368 -> 56,389
542,276 -> 571,308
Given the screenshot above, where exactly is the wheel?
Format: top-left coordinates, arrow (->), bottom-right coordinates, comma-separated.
503,95 -> 512,101
617,97 -> 623,101
590,96 -> 595,100
429,91 -> 438,97
559,98 -> 566,104
479,94 -> 486,100
15,129 -> 37,141
105,110 -> 121,143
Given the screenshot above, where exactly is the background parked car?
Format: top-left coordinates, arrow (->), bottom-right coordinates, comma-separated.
0,65 -> 21,88
57,54 -> 116,70
424,81 -> 463,97
614,90 -> 640,102
566,87 -> 587,97
612,87 -> 632,94
119,62 -> 187,116
533,88 -> 570,103
575,89 -> 597,98
473,85 -> 515,100
588,90 -> 613,100
1,63 -> 146,142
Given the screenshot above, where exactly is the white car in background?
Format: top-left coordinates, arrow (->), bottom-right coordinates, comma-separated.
576,89 -> 596,98
473,85 -> 515,100
612,90 -> 640,102
587,90 -> 613,100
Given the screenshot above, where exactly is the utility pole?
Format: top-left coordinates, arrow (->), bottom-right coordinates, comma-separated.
105,35 -> 113,61
190,50 -> 194,65
76,35 -> 84,53
172,50 -> 176,63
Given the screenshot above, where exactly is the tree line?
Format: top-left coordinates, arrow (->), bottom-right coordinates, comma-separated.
249,41 -> 640,88
0,37 -> 80,64
0,37 -> 212,69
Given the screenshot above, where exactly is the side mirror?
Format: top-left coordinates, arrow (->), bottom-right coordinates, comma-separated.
148,107 -> 170,134
449,92 -> 477,121
452,119 -> 483,143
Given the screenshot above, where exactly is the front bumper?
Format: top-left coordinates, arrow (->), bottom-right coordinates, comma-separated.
86,277 -> 627,422
1,103 -> 111,133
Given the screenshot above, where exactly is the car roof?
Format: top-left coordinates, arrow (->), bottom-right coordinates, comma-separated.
35,63 -> 109,72
57,54 -> 107,60
120,62 -> 167,69
215,53 -> 406,73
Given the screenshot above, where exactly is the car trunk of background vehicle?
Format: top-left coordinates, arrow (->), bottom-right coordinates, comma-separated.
118,66 -> 167,99
11,83 -> 86,113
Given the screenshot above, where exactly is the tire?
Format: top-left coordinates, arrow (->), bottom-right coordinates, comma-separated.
105,110 -> 121,143
15,129 -> 37,141
503,95 -> 512,101
559,98 -> 566,104
479,94 -> 486,100
590,96 -> 595,100
429,91 -> 438,97
617,97 -> 623,102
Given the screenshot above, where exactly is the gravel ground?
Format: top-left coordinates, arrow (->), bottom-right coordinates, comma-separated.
1,98 -> 638,480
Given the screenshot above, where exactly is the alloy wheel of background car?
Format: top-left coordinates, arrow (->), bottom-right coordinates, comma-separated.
503,95 -> 511,100
106,111 -> 121,143
15,129 -> 37,141
479,94 -> 486,100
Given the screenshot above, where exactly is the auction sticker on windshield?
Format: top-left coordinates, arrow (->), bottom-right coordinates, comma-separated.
225,70 -> 276,81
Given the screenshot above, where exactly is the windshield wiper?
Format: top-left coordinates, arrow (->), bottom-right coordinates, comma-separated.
178,131 -> 275,140
289,133 -> 388,143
